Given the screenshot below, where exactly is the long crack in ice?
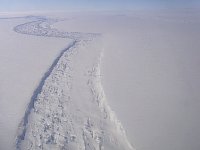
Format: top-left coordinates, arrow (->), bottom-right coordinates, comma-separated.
14,16 -> 135,150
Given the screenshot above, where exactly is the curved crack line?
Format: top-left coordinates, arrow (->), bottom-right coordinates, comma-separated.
12,15 -> 134,150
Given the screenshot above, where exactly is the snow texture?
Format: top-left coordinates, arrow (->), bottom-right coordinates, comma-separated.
14,16 -> 134,150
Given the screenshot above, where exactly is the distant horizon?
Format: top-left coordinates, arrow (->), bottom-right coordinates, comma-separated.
0,0 -> 200,12
0,8 -> 200,17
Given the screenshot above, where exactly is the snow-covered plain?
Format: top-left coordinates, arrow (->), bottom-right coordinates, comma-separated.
0,13 -> 134,150
0,9 -> 200,150
53,10 -> 200,150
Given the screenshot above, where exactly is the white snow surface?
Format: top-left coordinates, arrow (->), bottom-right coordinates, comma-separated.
1,9 -> 200,150
0,14 -> 134,150
53,10 -> 200,150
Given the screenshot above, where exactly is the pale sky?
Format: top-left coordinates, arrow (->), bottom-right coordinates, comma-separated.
0,0 -> 200,12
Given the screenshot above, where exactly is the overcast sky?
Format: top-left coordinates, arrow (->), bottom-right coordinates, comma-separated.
0,0 -> 200,12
